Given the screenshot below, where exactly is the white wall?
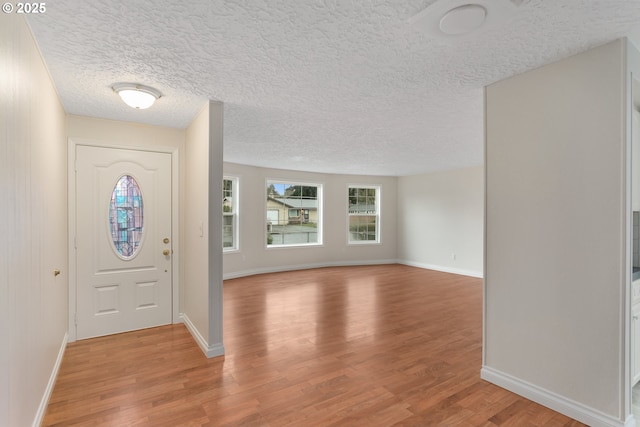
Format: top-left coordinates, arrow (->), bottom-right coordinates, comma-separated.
484,40 -> 627,425
397,166 -> 484,277
222,162 -> 398,278
183,102 -> 224,357
1,15 -> 68,427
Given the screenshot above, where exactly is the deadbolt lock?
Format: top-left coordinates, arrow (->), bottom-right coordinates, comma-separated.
163,249 -> 170,256
163,237 -> 170,244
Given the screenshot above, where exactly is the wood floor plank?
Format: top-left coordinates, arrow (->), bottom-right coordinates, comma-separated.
43,264 -> 585,426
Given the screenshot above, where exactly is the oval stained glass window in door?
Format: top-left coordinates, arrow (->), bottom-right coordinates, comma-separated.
109,175 -> 144,259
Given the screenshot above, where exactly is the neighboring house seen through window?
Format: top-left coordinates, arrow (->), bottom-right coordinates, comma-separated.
348,186 -> 380,243
266,181 -> 322,247
223,177 -> 238,251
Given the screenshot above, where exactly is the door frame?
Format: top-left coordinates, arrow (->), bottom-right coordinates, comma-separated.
67,138 -> 181,342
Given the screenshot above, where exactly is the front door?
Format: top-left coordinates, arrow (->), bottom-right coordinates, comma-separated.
75,145 -> 172,340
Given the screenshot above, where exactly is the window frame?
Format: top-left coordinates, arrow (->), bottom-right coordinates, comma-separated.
223,176 -> 239,252
265,179 -> 323,248
347,185 -> 381,245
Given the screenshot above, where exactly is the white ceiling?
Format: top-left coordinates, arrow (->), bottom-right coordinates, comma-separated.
27,0 -> 640,176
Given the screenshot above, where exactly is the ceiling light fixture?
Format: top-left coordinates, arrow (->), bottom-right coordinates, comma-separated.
408,0 -> 517,40
112,83 -> 162,109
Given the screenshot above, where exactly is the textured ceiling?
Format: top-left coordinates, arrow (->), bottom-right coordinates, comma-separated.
27,0 -> 640,176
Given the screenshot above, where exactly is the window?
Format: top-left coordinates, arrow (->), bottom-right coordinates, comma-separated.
223,177 -> 238,251
109,175 -> 144,258
266,181 -> 322,247
348,186 -> 380,244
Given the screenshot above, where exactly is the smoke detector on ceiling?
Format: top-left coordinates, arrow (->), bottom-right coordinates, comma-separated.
409,0 -> 518,40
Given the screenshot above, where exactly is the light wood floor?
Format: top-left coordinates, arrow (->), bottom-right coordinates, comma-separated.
43,265 -> 584,426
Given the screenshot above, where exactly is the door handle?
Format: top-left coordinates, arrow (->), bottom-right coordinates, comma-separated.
163,249 -> 170,256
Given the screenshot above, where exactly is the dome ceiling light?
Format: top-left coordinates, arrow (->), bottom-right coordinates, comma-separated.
408,0 -> 518,40
112,83 -> 162,109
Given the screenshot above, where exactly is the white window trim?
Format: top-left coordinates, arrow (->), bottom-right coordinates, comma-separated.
223,176 -> 239,252
347,184 -> 381,245
265,179 -> 323,248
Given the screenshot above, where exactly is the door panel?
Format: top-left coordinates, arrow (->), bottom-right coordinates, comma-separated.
76,145 -> 172,339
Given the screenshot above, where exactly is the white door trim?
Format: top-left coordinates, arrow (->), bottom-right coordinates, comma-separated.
67,137 -> 181,342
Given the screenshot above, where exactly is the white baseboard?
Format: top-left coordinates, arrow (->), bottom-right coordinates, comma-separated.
223,259 -> 400,280
481,366 -> 629,427
32,332 -> 68,427
223,259 -> 483,280
399,260 -> 483,278
180,313 -> 225,358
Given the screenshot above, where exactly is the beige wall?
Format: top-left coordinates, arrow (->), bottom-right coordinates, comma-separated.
183,102 -> 224,357
67,115 -> 185,149
223,162 -> 398,278
484,40 -> 627,424
397,166 -> 484,277
1,15 -> 68,426
184,104 -> 211,348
